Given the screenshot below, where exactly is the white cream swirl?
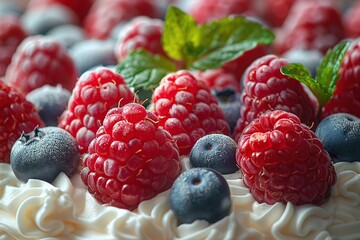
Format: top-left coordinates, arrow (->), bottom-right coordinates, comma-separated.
0,160 -> 359,240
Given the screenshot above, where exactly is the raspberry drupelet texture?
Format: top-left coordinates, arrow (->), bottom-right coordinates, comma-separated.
5,36 -> 78,95
0,80 -> 44,163
232,54 -> 318,142
322,39 -> 360,119
152,70 -> 230,156
236,110 -> 336,206
114,16 -> 165,61
80,103 -> 181,210
0,15 -> 27,77
58,67 -> 137,154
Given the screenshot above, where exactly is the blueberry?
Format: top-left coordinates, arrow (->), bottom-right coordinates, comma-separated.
10,126 -> 80,183
46,24 -> 85,49
315,113 -> 360,163
70,39 -> 117,75
190,134 -> 239,174
213,88 -> 241,133
26,85 -> 71,126
169,168 -> 232,224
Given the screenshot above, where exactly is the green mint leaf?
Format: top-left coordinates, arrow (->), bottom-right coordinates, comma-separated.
281,63 -> 330,106
191,17 -> 275,70
116,50 -> 177,91
316,40 -> 351,95
162,6 -> 202,62
162,6 -> 275,69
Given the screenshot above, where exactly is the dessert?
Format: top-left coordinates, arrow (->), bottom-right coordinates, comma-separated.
0,0 -> 360,239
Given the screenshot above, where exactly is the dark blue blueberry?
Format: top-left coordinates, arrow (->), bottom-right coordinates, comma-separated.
190,134 -> 239,174
169,168 -> 232,224
46,24 -> 85,49
26,85 -> 71,126
21,5 -> 78,35
213,88 -> 241,134
70,39 -> 117,76
315,113 -> 360,163
283,49 -> 323,77
10,126 -> 80,183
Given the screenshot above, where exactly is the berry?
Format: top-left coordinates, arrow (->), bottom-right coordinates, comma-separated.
321,39 -> 360,119
254,0 -> 296,27
232,54 -> 318,142
170,168 -> 231,224
236,110 -> 336,205
275,1 -> 344,55
70,39 -> 117,75
188,0 -> 251,24
0,14 -> 27,77
80,103 -> 181,210
84,0 -> 161,40
26,84 -> 71,126
114,16 -> 166,61
152,70 -> 230,156
190,134 -> 239,174
10,126 -> 80,183
46,24 -> 85,49
192,68 -> 240,92
0,80 -> 44,163
58,67 -> 137,154
343,1 -> 360,38
5,35 -> 78,95
315,113 -> 360,163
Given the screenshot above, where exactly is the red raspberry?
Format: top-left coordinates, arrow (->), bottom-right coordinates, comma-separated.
192,68 -> 240,92
114,16 -> 165,61
343,1 -> 360,38
84,0 -> 161,40
58,67 -> 137,154
236,110 -> 336,205
222,45 -> 268,81
152,70 -> 230,156
232,54 -> 318,142
321,39 -> 360,119
0,15 -> 27,77
0,79 -> 44,163
189,0 -> 251,24
274,1 -> 344,55
4,36 -> 78,95
254,0 -> 297,27
26,0 -> 93,23
80,103 -> 181,210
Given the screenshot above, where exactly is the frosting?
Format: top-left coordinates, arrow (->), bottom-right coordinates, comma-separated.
0,159 -> 359,240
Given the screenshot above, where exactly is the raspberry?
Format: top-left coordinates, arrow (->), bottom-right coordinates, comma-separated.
0,15 -> 27,77
232,54 -> 318,142
192,68 -> 240,92
343,1 -> 360,38
321,39 -> 360,119
254,0 -> 297,27
58,67 -> 137,154
84,0 -> 161,40
274,1 -> 344,55
0,79 -> 44,163
114,16 -> 165,61
188,0 -> 251,24
5,36 -> 78,95
152,70 -> 230,156
80,103 -> 181,210
236,110 -> 336,205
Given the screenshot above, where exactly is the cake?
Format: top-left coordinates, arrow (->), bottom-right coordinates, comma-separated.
1,0 -> 360,239
0,158 -> 359,239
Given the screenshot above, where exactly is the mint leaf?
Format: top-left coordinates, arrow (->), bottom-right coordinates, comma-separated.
162,6 -> 202,62
316,40 -> 351,95
281,63 -> 330,106
191,17 -> 275,70
117,50 -> 177,90
162,6 -> 275,69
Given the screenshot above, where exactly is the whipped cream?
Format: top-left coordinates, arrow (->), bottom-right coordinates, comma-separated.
0,159 -> 359,240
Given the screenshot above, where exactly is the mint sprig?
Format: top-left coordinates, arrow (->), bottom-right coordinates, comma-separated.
117,6 -> 275,92
280,40 -> 351,107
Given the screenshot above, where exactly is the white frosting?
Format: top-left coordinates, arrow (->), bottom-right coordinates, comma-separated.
0,159 -> 359,240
